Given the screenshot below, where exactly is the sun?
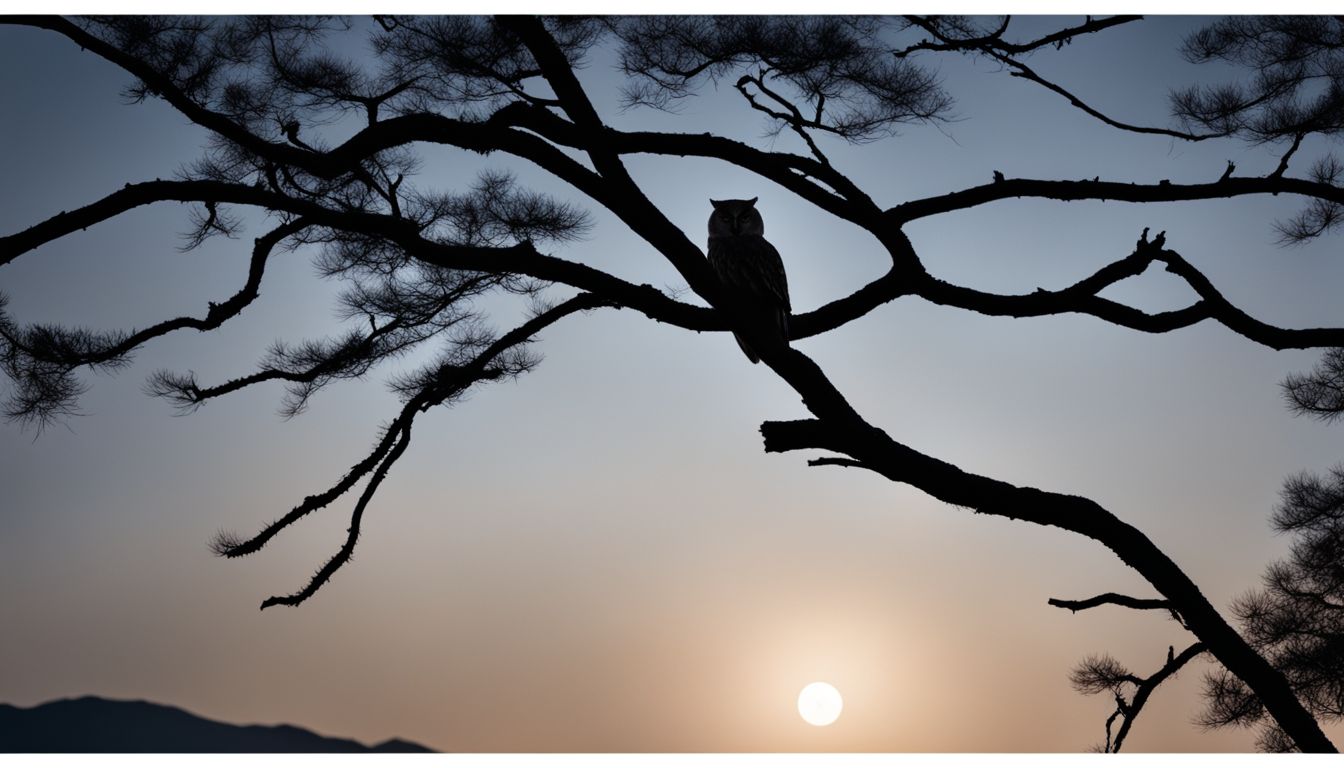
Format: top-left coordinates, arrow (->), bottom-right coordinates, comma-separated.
797,682 -> 843,726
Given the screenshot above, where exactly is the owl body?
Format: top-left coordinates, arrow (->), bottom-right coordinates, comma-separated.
706,197 -> 791,364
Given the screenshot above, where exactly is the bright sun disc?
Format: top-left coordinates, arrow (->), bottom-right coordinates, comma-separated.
797,682 -> 843,726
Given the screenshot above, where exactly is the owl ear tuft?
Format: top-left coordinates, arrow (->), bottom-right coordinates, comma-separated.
747,197 -> 758,206
709,198 -> 725,209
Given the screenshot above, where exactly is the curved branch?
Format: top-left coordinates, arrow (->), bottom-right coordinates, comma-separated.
0,219 -> 308,426
1051,590 -> 1187,628
1049,593 -> 1174,613
9,16 -> 880,234
754,341 -> 1335,752
512,107 -> 881,222
896,15 -> 1142,58
999,54 -> 1221,141
0,175 -> 910,346
10,15 -> 1335,751
2,179 -> 719,333
818,228 -> 1344,352
899,16 -> 1218,142
7,17 -> 320,172
1,180 -> 302,268
500,15 -> 724,306
146,278 -> 485,415
259,413 -> 413,609
225,293 -> 610,607
734,72 -> 832,166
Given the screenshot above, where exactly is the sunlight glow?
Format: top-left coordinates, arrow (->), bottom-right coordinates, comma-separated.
797,682 -> 843,726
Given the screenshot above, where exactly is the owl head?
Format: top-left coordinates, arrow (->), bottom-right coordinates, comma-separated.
708,197 -> 764,237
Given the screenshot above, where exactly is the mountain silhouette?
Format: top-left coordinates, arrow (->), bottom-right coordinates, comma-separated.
0,696 -> 435,753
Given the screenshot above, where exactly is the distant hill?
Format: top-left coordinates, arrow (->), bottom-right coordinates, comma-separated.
0,696 -> 435,753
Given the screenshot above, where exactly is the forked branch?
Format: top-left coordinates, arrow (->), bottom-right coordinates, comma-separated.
1070,643 -> 1207,751
221,293 -> 611,608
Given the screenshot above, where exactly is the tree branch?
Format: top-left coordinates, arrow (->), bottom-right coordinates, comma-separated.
754,341 -> 1335,752
7,14 -> 1338,751
889,175 -> 1344,224
1,180 -> 299,268
1049,590 -> 1187,628
220,293 -> 611,607
1108,643 -> 1208,752
1,178 -> 720,333
895,15 -> 1143,58
811,227 -> 1344,352
898,16 -> 1219,142
0,220 -> 309,426
1049,593 -> 1174,613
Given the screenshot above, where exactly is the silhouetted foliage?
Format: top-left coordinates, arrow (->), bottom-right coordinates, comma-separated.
1176,17 -> 1344,143
4,14 -> 1344,752
1284,347 -> 1344,421
614,16 -> 952,140
1198,465 -> 1344,752
1174,17 -> 1344,243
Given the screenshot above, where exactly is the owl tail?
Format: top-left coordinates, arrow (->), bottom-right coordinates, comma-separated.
731,309 -> 790,365
732,332 -> 761,364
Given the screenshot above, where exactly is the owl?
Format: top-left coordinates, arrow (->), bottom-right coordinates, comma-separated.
706,197 -> 791,364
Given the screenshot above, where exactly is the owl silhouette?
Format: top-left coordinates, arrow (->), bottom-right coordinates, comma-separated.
706,197 -> 791,364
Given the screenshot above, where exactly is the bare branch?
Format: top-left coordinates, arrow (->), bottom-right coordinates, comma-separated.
754,341 -> 1333,751
1050,590 -> 1186,628
806,456 -> 866,469
1111,643 -> 1208,752
888,175 -> 1344,224
898,16 -> 1219,142
218,294 -> 611,607
842,228 -> 1344,353
895,15 -> 1142,58
998,53 -> 1220,142
1049,593 -> 1174,613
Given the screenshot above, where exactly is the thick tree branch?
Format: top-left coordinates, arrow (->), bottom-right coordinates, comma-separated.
500,15 -> 726,308
6,14 -> 1338,752
1,180 -> 300,268
1,179 -> 720,333
887,174 -> 1344,221
0,178 -> 919,346
755,342 -> 1335,752
889,176 -> 1344,224
814,227 -> 1344,352
458,31 -> 1334,749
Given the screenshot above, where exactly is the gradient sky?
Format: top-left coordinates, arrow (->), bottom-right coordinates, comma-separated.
3,15 -> 1344,752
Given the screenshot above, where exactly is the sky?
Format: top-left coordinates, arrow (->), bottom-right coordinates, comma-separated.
2,15 -> 1344,753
